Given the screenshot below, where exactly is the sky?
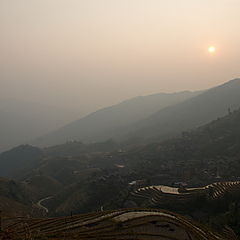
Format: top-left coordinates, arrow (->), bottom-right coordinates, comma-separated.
1,0 -> 240,118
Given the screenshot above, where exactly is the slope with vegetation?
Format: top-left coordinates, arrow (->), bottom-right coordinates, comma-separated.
1,208 -> 237,240
0,145 -> 42,177
0,177 -> 32,217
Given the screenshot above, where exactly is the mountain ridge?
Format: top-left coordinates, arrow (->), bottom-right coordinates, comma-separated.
33,79 -> 240,147
123,78 -> 240,142
33,90 -> 201,147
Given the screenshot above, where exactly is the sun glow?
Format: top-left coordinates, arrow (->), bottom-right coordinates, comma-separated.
208,46 -> 216,54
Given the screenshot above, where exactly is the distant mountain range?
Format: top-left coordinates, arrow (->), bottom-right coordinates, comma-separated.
1,78 -> 240,152
33,91 -> 201,147
124,78 -> 240,141
0,99 -> 80,152
34,78 -> 240,147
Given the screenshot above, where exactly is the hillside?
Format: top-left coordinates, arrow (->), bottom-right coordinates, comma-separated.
0,177 -> 32,217
1,208 -> 235,240
122,106 -> 240,180
44,108 -> 240,217
0,145 -> 43,177
33,91 -> 200,147
125,78 -> 240,142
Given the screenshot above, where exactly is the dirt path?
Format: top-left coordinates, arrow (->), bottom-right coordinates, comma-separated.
37,196 -> 53,213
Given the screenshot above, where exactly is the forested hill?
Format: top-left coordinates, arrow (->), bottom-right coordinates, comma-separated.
125,106 -> 240,181
0,177 -> 32,217
0,145 -> 42,177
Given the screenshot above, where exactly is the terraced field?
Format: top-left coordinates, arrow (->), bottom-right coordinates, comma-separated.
132,181 -> 240,205
0,208 -> 237,240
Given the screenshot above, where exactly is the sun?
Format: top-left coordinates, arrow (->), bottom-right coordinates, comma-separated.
208,46 -> 216,54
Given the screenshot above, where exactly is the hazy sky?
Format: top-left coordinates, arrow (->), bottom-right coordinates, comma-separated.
1,0 -> 240,117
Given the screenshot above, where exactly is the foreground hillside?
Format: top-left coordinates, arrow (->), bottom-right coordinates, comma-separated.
1,208 -> 236,240
34,91 -> 200,147
0,178 -> 32,217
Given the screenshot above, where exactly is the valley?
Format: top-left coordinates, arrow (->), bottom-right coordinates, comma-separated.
2,1 -> 240,238
0,79 -> 240,238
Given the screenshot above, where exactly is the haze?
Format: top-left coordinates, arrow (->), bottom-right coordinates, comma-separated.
1,0 -> 240,117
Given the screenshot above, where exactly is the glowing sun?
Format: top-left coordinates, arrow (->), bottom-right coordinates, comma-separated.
208,46 -> 216,54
